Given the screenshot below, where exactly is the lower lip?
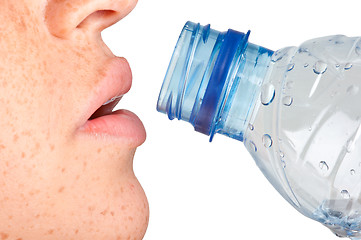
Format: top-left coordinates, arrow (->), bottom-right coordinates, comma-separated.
78,109 -> 146,147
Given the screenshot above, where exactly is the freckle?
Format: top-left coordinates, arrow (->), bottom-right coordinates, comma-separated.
88,206 -> 95,212
13,134 -> 19,142
47,229 -> 54,235
128,216 -> 133,221
21,152 -> 26,158
61,168 -> 66,173
75,229 -> 79,234
110,211 -> 114,216
35,142 -> 40,150
100,209 -> 107,215
83,161 -> 87,168
120,187 -> 124,193
75,175 -> 80,180
16,238 -> 22,240
50,144 -> 55,151
58,186 -> 65,193
0,232 -> 9,239
97,148 -> 101,153
35,214 -> 40,218
8,215 -> 12,220
121,205 -> 126,211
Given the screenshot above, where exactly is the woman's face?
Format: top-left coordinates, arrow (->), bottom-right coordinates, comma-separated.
0,0 -> 148,239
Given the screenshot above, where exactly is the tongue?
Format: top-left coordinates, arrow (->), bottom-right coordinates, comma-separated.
89,98 -> 121,120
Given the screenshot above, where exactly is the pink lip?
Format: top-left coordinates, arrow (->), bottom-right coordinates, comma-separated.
77,57 -> 146,147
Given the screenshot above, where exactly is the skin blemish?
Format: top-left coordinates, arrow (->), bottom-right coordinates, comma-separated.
47,229 -> 54,235
58,186 -> 65,193
0,233 -> 9,240
13,134 -> 19,143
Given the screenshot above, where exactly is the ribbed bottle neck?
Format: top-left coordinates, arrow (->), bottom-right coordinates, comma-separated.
157,22 -> 273,142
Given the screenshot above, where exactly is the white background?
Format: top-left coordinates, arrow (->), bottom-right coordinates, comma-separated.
102,0 -> 360,239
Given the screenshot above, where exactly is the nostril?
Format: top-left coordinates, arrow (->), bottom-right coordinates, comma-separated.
76,10 -> 119,29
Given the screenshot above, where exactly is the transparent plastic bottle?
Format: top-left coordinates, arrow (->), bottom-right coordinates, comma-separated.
157,21 -> 361,239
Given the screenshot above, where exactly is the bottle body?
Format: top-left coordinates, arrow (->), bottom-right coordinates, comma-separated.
248,35 -> 361,239
157,22 -> 361,239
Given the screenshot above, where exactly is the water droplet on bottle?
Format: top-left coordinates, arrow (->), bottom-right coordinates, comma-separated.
286,81 -> 294,89
261,83 -> 275,106
350,169 -> 356,175
341,190 -> 350,199
356,40 -> 361,55
287,63 -> 295,71
271,49 -> 287,62
313,61 -> 328,75
347,85 -> 359,95
346,139 -> 355,153
248,141 -> 257,152
282,96 -> 293,106
308,126 -> 312,131
279,151 -> 285,158
262,134 -> 273,148
281,160 -> 286,168
248,124 -> 254,131
319,161 -> 329,171
344,63 -> 353,70
304,63 -> 309,68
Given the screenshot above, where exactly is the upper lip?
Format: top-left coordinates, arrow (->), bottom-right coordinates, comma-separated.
79,57 -> 132,127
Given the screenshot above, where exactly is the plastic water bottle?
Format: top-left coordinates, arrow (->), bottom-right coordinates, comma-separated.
157,21 -> 361,239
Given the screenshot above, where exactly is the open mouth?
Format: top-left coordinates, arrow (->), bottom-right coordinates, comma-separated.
78,57 -> 146,146
88,95 -> 123,120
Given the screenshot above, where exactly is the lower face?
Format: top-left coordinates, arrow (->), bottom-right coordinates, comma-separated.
0,1 -> 148,240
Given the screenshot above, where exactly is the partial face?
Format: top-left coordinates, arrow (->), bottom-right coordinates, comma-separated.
0,0 -> 148,239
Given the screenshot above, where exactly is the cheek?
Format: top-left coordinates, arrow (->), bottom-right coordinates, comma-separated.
0,156 -> 149,240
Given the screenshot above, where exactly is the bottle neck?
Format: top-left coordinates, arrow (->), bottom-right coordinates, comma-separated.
211,42 -> 273,141
157,22 -> 273,142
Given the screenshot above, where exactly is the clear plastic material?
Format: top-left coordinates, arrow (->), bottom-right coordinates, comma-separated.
157,22 -> 361,239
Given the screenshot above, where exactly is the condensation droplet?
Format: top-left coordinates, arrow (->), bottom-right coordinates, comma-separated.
287,63 -> 295,71
286,81 -> 294,89
282,96 -> 293,106
313,61 -> 328,75
319,161 -> 329,171
248,141 -> 257,152
248,124 -> 254,131
356,41 -> 361,55
347,85 -> 359,95
271,49 -> 288,62
262,134 -> 273,148
308,126 -> 312,131
335,64 -> 340,69
341,190 -> 350,199
350,169 -> 356,175
279,151 -> 285,158
344,63 -> 353,70
346,139 -> 355,153
261,83 -> 275,106
281,160 -> 286,168
304,63 -> 309,68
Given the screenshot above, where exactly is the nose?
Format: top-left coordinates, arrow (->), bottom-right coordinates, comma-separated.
45,0 -> 138,38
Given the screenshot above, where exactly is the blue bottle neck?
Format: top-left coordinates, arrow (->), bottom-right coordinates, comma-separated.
157,22 -> 273,142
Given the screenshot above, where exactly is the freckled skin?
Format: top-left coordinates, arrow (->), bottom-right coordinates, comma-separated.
0,0 -> 148,240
